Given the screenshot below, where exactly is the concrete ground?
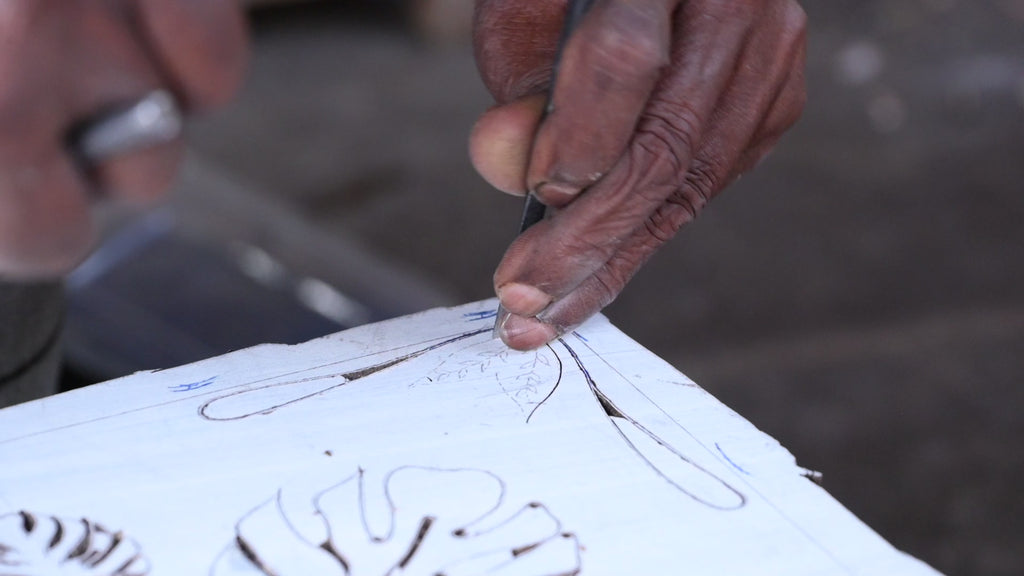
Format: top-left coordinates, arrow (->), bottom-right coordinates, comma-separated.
175,1 -> 1022,574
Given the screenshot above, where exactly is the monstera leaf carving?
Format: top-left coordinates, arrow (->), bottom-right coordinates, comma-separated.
210,466 -> 581,575
0,511 -> 149,575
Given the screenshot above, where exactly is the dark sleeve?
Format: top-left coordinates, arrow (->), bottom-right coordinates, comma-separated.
0,281 -> 63,408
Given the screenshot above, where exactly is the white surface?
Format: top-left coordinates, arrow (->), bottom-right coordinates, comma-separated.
0,299 -> 941,575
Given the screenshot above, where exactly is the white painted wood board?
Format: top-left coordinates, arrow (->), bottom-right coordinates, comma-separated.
0,299 -> 941,575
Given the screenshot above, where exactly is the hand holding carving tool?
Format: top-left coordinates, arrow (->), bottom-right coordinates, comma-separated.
493,0 -> 598,338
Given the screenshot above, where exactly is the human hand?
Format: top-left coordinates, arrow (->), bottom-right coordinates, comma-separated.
470,0 -> 807,349
0,0 -> 248,278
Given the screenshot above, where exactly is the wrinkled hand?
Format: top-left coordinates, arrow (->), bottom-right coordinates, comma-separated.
471,0 -> 806,350
0,0 -> 247,278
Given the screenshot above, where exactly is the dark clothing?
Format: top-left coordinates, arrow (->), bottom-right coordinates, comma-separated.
0,281 -> 62,407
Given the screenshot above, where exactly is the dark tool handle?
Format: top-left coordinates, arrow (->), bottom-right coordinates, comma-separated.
517,0 -> 598,233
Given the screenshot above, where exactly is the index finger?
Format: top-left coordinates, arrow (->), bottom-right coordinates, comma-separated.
136,0 -> 249,110
527,0 -> 678,207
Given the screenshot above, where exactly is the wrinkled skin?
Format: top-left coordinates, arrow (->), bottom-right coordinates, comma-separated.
0,0 -> 247,278
470,0 -> 807,350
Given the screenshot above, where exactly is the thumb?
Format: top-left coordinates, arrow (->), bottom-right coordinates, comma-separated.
468,93 -> 546,196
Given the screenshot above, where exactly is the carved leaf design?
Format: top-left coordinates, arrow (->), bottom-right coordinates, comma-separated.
0,511 -> 149,575
210,466 -> 580,576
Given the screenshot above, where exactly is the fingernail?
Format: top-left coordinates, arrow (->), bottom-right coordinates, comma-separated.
493,306 -> 511,340
498,314 -> 559,351
496,282 -> 552,317
535,181 -> 580,207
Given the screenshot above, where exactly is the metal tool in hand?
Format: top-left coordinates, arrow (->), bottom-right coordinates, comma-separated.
494,0 -> 598,336
69,90 -> 183,165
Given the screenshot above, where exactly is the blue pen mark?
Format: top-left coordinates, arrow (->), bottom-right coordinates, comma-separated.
463,310 -> 498,321
715,442 -> 752,476
170,376 -> 217,393
571,331 -> 589,343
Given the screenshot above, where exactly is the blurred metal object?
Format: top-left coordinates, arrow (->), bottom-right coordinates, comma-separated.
71,90 -> 183,163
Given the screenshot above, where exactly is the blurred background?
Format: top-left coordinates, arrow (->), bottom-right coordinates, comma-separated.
62,1 -> 1022,574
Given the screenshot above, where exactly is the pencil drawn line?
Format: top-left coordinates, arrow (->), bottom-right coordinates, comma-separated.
0,330 -> 497,447
715,443 -> 752,476
356,467 -> 381,544
567,334 -> 857,573
525,344 -> 563,423
231,498 -> 281,576
558,338 -> 747,510
199,329 -> 490,421
212,466 -> 581,576
311,473 -> 359,572
0,511 -> 150,575
394,515 -> 434,571
47,516 -> 62,549
201,323 -> 745,511
274,489 -> 310,549
573,333 -> 721,454
223,329 -> 492,396
437,499 -> 580,576
463,310 -> 498,321
379,467 -> 509,544
169,376 -> 218,393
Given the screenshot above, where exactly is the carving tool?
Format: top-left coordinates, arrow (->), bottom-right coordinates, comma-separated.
494,0 -> 597,337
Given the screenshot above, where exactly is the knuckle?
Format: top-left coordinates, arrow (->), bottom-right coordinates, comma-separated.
593,32 -> 662,73
697,0 -> 759,27
765,0 -> 808,58
643,214 -> 676,245
591,242 -> 651,310
640,101 -> 702,155
631,101 -> 703,189
644,193 -> 697,245
638,154 -> 717,247
780,1 -> 809,39
567,232 -> 619,267
587,8 -> 669,79
682,159 -> 718,205
591,268 -> 626,309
